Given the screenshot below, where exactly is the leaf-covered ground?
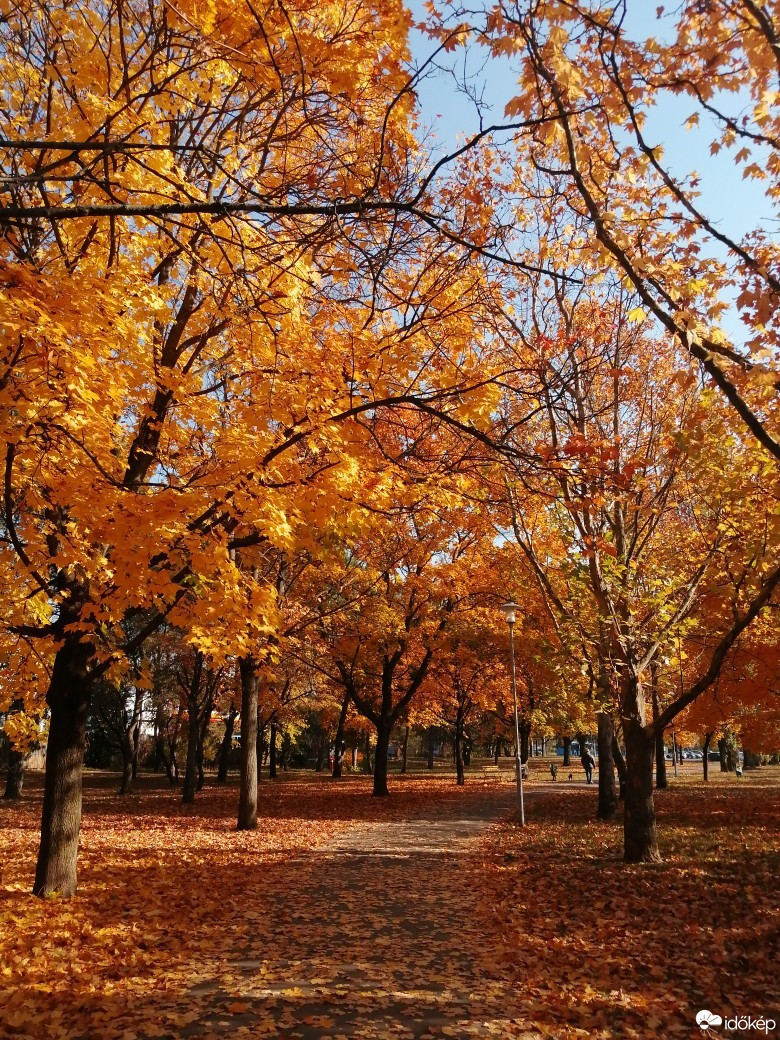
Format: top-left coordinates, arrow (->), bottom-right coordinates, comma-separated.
1,769 -> 778,1039
488,771 -> 780,1038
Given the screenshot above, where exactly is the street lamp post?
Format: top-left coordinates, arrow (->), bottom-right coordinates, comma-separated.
500,601 -> 525,826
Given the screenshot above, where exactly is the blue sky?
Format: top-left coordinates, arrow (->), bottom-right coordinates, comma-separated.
405,2 -> 774,251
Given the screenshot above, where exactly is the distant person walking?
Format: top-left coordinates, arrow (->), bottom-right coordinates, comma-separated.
582,748 -> 595,784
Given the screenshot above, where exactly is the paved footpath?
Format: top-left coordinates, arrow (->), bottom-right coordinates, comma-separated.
180,787 -> 541,1040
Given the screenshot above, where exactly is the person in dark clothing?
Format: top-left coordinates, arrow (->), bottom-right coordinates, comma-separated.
582,748 -> 596,784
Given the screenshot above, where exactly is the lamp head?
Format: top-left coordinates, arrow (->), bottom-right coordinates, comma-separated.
500,601 -> 522,625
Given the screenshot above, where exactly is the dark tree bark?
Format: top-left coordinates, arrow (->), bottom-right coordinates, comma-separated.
596,711 -> 619,820
33,636 -> 93,897
427,727 -> 435,769
651,673 -> 667,790
703,731 -> 714,781
269,723 -> 278,780
131,717 -> 141,781
332,692 -> 350,779
519,720 -> 531,765
373,720 -> 391,797
743,749 -> 761,769
719,737 -> 737,772
315,735 -> 326,772
612,734 -> 626,801
237,658 -> 259,830
196,686 -> 212,792
400,724 -> 410,775
562,736 -> 571,767
623,718 -> 661,863
454,716 -> 465,786
363,730 -> 373,775
494,739 -> 501,765
4,748 -> 26,799
217,706 -> 237,783
182,654 -> 204,804
119,686 -> 144,796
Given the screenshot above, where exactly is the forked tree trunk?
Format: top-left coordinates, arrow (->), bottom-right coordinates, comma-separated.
119,687 -> 144,796
596,712 -> 618,820
648,682 -> 669,786
400,724 -> 410,775
269,723 -> 278,779
237,658 -> 259,830
332,692 -> 350,779
562,736 -> 571,767
623,719 -> 661,863
33,637 -> 93,897
611,734 -> 626,801
217,707 -> 237,782
373,720 -> 391,797
4,748 -> 26,800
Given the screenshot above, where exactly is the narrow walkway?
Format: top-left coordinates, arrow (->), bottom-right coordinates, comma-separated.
182,787 -> 539,1040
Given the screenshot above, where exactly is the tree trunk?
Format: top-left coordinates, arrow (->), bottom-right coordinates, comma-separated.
237,658 -> 259,830
718,738 -> 727,771
33,637 -> 93,897
131,721 -> 140,781
119,730 -> 134,796
455,720 -> 465,786
4,748 -> 26,800
196,689 -> 212,792
256,723 -> 265,779
703,731 -> 713,782
400,724 -> 410,775
182,705 -> 200,803
333,692 -> 350,779
562,736 -> 571,767
623,719 -> 661,863
494,740 -> 501,765
651,684 -> 667,790
743,749 -> 761,769
596,712 -> 618,820
519,720 -> 531,764
217,707 -> 237,783
119,687 -> 144,796
427,727 -> 435,769
269,723 -> 278,779
315,736 -> 325,772
611,733 -> 627,800
373,720 -> 391,797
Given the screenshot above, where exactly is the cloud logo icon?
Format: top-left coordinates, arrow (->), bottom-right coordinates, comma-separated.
696,1010 -> 723,1030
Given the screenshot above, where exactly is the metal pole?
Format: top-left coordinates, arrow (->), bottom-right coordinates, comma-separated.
508,620 -> 525,826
